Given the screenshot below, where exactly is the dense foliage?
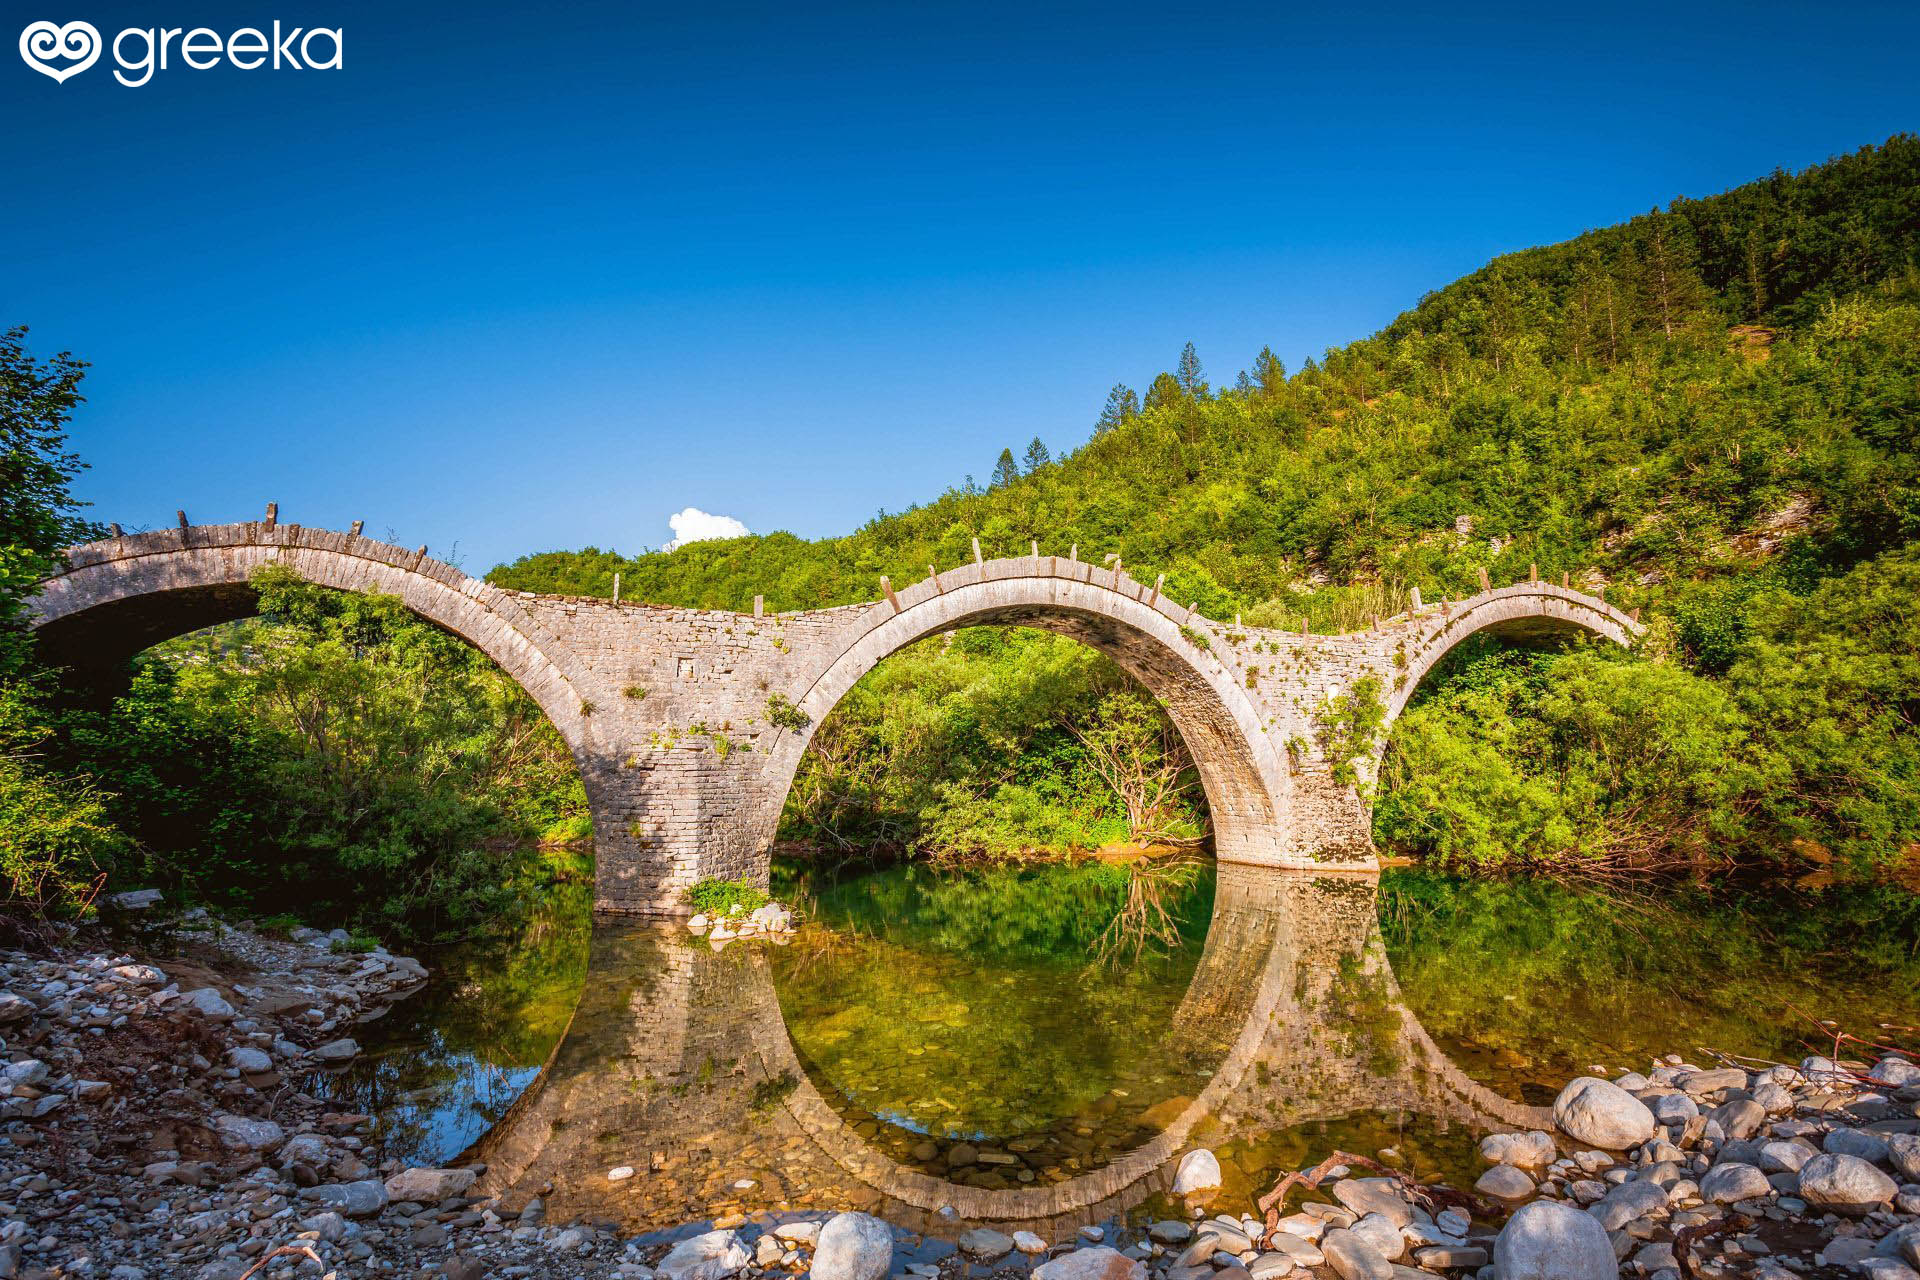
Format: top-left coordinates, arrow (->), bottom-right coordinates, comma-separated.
780,627 -> 1204,858
0,328 -> 115,921
39,567 -> 590,935
495,138 -> 1920,875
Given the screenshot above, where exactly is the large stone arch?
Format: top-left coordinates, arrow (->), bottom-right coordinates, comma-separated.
28,520 -> 597,773
749,565 -> 1299,869
1383,583 -> 1643,728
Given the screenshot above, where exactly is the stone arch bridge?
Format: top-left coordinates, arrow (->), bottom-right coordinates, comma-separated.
29,518 -> 1640,913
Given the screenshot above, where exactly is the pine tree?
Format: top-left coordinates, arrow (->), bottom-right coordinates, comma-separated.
990,448 -> 1020,489
1175,342 -> 1205,396
1022,437 -> 1051,473
1143,372 -> 1184,411
1094,383 -> 1139,434
1630,211 -> 1712,340
1249,346 -> 1287,393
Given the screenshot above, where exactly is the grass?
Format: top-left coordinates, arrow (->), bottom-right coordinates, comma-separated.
687,876 -> 769,916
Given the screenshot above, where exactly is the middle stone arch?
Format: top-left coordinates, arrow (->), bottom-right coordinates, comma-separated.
749,573 -> 1293,870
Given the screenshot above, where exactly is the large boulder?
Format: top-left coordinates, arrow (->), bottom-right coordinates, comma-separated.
1552,1077 -> 1656,1150
1032,1248 -> 1147,1280
1494,1200 -> 1616,1280
383,1167 -> 477,1203
211,1114 -> 284,1152
180,987 -> 235,1020
1318,1228 -> 1392,1280
1799,1153 -> 1896,1213
659,1230 -> 750,1280
299,1180 -> 388,1217
1699,1162 -> 1772,1204
1331,1178 -> 1413,1227
1479,1130 -> 1556,1167
1589,1178 -> 1669,1230
812,1213 -> 893,1280
1869,1056 -> 1920,1087
1173,1148 -> 1222,1195
1888,1133 -> 1920,1182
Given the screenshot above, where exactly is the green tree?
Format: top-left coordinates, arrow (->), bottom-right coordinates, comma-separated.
1175,342 -> 1205,396
1022,436 -> 1051,473
1095,383 -> 1139,434
990,447 -> 1021,489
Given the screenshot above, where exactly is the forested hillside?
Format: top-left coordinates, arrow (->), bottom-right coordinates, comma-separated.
494,137 -> 1920,873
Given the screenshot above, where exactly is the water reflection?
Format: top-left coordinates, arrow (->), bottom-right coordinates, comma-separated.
471,866 -> 1541,1235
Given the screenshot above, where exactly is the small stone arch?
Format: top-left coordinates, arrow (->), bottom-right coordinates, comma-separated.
1383,583 -> 1643,729
748,558 -> 1301,872
29,521 -> 595,759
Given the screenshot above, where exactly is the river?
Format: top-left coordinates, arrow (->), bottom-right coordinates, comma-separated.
308,853 -> 1920,1235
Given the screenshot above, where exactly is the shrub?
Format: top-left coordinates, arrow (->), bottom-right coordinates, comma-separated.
686,877 -> 769,916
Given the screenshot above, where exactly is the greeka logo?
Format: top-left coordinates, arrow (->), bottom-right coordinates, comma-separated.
18,18 -> 342,86
18,20 -> 99,82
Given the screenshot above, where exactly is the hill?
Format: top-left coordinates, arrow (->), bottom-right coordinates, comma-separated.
493,137 -> 1920,874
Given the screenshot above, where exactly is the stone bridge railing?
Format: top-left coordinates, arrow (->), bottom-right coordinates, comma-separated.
29,513 -> 1641,913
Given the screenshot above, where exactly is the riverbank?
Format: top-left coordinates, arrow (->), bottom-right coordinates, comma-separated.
3,909 -> 1920,1279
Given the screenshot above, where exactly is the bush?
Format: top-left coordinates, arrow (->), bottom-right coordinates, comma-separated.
1375,647 -> 1758,869
686,877 -> 769,916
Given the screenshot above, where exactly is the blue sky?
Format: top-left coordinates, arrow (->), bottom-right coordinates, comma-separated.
6,1 -> 1916,571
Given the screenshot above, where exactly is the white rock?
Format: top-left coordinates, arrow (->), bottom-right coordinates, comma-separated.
1032,1247 -> 1146,1280
309,1037 -> 360,1062
1870,1056 -> 1920,1087
1172,1148 -> 1222,1195
1493,1200 -> 1615,1280
1699,1162 -> 1771,1204
383,1166 -> 477,1202
180,987 -> 235,1020
211,1114 -> 284,1151
1799,1152 -> 1897,1213
608,1165 -> 635,1181
1888,1133 -> 1920,1181
1552,1076 -> 1656,1150
1480,1129 -> 1556,1167
1319,1228 -> 1392,1280
659,1230 -> 750,1280
1474,1164 -> 1535,1199
228,1047 -> 272,1074
813,1212 -> 893,1280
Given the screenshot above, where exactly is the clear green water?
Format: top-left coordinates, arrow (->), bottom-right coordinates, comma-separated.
321,856 -> 1920,1233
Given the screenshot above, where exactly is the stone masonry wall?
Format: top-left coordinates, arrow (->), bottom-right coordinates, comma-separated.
30,524 -> 1640,915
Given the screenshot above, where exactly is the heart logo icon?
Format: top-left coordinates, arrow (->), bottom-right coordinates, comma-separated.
19,20 -> 101,83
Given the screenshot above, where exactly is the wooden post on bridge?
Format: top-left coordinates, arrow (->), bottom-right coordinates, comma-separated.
349,520 -> 364,537
1529,562 -> 1538,583
972,537 -> 983,565
109,523 -> 122,538
1477,566 -> 1490,592
1561,571 -> 1569,588
263,502 -> 278,530
928,565 -> 943,594
612,573 -> 621,605
753,595 -> 764,618
1410,586 -> 1422,612
176,510 -> 188,530
1150,573 -> 1164,606
880,576 -> 900,611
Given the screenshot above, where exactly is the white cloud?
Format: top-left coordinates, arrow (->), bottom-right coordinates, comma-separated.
662,507 -> 750,552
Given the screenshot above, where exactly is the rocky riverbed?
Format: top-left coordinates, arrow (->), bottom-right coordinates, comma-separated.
4,909 -> 1920,1280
